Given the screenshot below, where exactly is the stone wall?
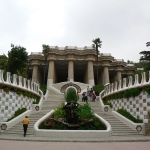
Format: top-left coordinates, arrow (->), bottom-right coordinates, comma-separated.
108,90 -> 150,123
0,89 -> 34,122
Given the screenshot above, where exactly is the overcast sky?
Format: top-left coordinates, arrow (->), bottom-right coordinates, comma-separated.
0,0 -> 150,62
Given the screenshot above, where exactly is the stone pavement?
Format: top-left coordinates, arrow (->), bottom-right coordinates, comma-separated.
0,140 -> 150,150
0,133 -> 150,142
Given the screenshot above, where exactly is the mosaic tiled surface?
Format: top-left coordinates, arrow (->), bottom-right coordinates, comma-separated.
0,89 -> 34,122
108,91 -> 150,123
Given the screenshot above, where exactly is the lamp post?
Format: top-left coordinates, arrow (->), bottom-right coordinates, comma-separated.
27,59 -> 30,79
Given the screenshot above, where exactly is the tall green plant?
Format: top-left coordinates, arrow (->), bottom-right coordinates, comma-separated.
65,89 -> 78,102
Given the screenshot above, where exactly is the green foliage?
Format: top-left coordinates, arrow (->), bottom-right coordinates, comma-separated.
33,98 -> 40,104
7,45 -> 28,75
53,107 -> 66,119
40,85 -> 47,95
92,117 -> 106,130
0,54 -> 8,72
65,89 -> 78,102
117,109 -> 143,123
93,84 -> 104,96
75,103 -> 94,119
123,88 -> 141,98
145,86 -> 150,95
7,108 -> 27,121
139,51 -> 150,71
102,100 -> 112,108
3,87 -> 9,93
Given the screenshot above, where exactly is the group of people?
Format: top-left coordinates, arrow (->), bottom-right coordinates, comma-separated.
82,86 -> 96,102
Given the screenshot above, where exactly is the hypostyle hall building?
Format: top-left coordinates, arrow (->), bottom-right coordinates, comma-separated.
29,46 -> 136,87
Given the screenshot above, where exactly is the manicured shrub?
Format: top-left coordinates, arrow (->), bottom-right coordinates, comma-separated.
75,102 -> 94,119
117,109 -> 143,123
145,86 -> 150,95
7,108 -> 27,121
65,89 -> 78,102
93,84 -> 104,96
40,84 -> 47,95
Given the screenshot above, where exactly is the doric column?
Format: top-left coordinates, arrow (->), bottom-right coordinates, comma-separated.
47,60 -> 54,87
88,61 -> 94,86
117,71 -> 122,81
32,65 -> 38,82
103,66 -> 110,85
68,60 -> 74,82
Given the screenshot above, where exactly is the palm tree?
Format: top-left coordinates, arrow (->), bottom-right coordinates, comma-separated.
42,44 -> 51,85
92,38 -> 102,85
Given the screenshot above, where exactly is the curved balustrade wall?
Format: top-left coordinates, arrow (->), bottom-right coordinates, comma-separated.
0,70 -> 41,122
102,72 -> 150,123
0,70 -> 40,96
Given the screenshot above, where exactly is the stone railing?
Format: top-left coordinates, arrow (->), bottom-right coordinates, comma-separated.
0,69 -> 40,96
103,71 -> 150,97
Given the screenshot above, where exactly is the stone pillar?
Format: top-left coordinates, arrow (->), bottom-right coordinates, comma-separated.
88,61 -> 94,86
103,66 -> 110,85
117,71 -> 122,81
32,65 -> 38,82
47,60 -> 54,87
68,60 -> 74,82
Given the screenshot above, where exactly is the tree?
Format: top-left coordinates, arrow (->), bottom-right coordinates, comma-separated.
0,54 -> 8,72
7,44 -> 28,76
139,42 -> 150,71
92,38 -> 102,85
42,44 -> 51,85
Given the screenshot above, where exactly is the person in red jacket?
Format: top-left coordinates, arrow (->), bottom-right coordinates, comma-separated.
22,116 -> 30,137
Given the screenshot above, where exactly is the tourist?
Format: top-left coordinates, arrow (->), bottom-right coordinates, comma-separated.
92,93 -> 96,102
22,116 -> 30,137
87,86 -> 91,100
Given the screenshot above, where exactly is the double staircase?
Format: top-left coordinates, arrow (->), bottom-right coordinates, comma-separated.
2,84 -> 141,137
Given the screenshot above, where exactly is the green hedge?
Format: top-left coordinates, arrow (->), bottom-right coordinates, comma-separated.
7,108 -> 27,122
65,89 -> 78,102
103,87 -> 142,101
117,109 -> 143,123
93,84 -> 104,96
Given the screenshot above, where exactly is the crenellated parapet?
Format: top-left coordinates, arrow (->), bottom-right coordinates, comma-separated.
102,71 -> 150,124
103,71 -> 150,97
0,70 -> 41,96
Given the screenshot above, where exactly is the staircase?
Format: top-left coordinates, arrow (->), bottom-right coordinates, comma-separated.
2,84 -> 141,137
85,99 -> 141,136
2,88 -> 64,136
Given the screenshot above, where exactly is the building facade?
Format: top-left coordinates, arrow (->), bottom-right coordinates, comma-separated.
28,46 -> 136,87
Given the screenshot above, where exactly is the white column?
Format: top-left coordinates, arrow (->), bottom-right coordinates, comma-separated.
88,61 -> 94,86
68,60 -> 74,82
32,65 -> 38,81
117,71 -> 122,81
103,66 -> 110,85
47,60 -> 54,87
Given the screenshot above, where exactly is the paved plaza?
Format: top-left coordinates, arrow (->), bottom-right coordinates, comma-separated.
0,140 -> 150,150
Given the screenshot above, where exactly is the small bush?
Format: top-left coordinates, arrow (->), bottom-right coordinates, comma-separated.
40,85 -> 47,95
102,100 -> 113,108
53,107 -> 66,119
75,103 -> 94,119
7,108 -> 27,122
117,109 -> 143,123
145,86 -> 150,95
33,98 -> 40,104
93,84 -> 104,96
65,89 -> 78,102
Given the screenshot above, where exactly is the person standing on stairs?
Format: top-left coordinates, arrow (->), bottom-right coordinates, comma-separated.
22,116 -> 30,137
